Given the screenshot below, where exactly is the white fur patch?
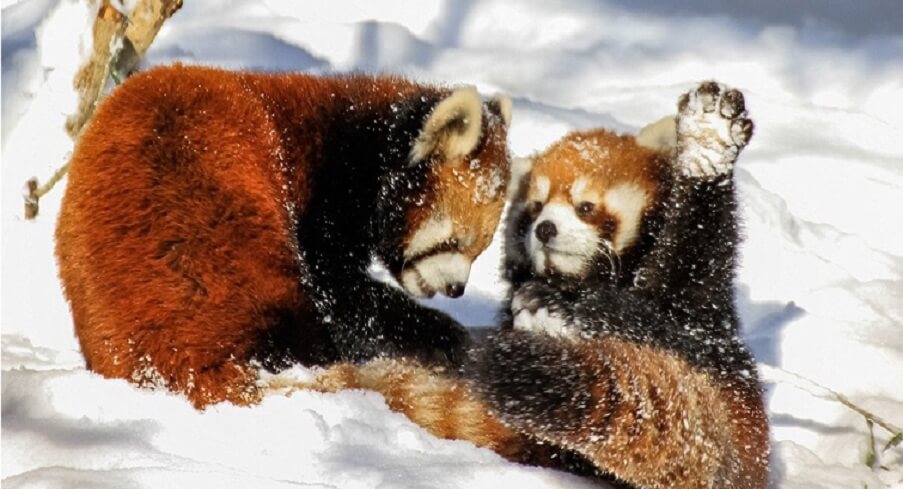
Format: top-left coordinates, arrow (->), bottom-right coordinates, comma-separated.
546,252 -> 589,277
529,176 -> 551,203
513,308 -> 577,340
401,252 -> 471,298
410,86 -> 483,164
491,94 -> 512,127
527,202 -> 599,277
401,269 -> 427,297
405,215 -> 453,259
507,156 -> 534,198
569,177 -> 601,205
603,183 -> 648,253
636,115 -> 677,152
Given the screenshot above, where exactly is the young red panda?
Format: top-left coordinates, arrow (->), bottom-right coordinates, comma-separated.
55,64 -> 513,408
301,82 -> 769,489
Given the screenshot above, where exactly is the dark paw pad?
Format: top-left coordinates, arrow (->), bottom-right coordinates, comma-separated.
676,81 -> 754,177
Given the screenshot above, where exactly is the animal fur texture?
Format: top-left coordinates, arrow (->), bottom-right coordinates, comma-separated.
56,64 -> 512,408
304,82 -> 769,488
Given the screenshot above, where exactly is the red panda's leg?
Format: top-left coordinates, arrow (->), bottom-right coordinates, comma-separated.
306,271 -> 470,367
632,82 -> 752,325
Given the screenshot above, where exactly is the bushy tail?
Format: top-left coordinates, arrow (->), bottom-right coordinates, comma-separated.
298,331 -> 769,489
302,358 -> 528,461
467,331 -> 769,489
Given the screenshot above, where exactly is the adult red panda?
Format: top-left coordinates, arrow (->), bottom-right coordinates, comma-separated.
55,64 -> 513,408
300,82 -> 769,489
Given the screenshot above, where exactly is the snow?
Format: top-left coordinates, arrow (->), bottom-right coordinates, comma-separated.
2,0 -> 902,487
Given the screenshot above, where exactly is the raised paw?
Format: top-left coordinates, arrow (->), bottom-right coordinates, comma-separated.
676,81 -> 753,178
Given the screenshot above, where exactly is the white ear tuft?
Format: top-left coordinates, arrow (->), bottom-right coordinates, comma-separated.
410,86 -> 483,164
490,94 -> 513,127
636,115 -> 677,152
507,156 -> 534,199
604,182 -> 650,253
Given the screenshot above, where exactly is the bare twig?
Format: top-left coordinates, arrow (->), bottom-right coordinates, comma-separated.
24,0 -> 182,220
759,364 -> 903,470
24,162 -> 71,220
866,419 -> 877,469
760,364 -> 903,436
886,433 -> 903,453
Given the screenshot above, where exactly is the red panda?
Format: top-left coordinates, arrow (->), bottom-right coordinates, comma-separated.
297,82 -> 769,489
55,64 -> 513,408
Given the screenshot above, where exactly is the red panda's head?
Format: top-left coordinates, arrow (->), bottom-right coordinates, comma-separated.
392,88 -> 512,298
507,129 -> 668,282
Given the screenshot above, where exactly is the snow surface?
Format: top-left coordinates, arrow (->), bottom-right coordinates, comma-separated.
3,0 -> 903,487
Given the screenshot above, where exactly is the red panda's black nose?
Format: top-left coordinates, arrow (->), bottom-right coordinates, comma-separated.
445,283 -> 465,298
535,220 -> 558,244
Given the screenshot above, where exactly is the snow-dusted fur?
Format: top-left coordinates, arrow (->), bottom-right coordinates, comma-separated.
55,65 -> 512,408
306,82 -> 768,488
477,82 -> 767,489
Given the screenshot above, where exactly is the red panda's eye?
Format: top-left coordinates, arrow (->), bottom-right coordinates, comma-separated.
527,201 -> 543,217
576,202 -> 595,216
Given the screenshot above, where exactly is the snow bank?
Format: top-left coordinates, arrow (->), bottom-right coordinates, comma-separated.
3,0 -> 902,487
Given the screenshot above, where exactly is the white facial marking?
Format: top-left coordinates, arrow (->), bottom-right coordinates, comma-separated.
527,202 -> 599,277
402,252 -> 471,298
569,177 -> 601,205
603,183 -> 648,253
529,176 -> 550,203
401,269 -> 426,297
569,177 -> 587,203
405,215 -> 453,259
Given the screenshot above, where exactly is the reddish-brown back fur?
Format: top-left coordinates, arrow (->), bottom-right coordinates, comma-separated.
58,66 -> 311,405
56,65 -> 507,407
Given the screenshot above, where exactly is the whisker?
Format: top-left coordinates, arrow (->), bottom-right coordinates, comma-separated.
599,239 -> 620,281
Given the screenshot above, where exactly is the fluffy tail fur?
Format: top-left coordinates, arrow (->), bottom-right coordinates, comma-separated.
298,331 -> 768,489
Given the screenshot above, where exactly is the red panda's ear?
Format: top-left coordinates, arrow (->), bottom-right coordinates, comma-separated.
508,156 -> 534,200
410,86 -> 483,164
636,115 -> 677,152
488,94 -> 512,128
